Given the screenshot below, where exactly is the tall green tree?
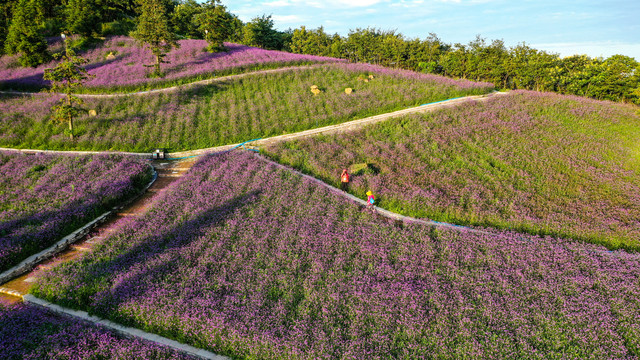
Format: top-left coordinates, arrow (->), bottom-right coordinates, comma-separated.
0,1 -> 15,55
4,0 -> 51,67
171,0 -> 204,38
243,14 -> 280,50
196,0 -> 233,52
131,0 -> 179,77
43,42 -> 93,139
65,0 -> 101,38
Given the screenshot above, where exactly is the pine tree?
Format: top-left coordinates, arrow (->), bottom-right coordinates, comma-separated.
131,0 -> 179,78
196,0 -> 233,52
4,0 -> 51,67
65,0 -> 101,38
43,41 -> 94,139
243,15 -> 281,50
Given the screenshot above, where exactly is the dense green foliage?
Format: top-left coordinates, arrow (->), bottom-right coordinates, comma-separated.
4,0 -> 51,67
130,0 -> 179,77
197,0 -> 233,52
242,15 -> 283,50
65,0 -> 101,38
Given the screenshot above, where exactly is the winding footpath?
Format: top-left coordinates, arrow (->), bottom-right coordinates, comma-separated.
0,64 -> 325,99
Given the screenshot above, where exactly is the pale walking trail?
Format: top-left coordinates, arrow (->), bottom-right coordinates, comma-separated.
0,64 -> 324,99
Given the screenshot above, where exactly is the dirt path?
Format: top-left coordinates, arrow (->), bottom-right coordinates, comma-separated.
0,64 -> 323,99
0,158 -> 198,302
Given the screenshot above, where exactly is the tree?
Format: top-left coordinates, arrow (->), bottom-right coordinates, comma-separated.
289,26 -> 333,56
196,0 -> 233,52
0,1 -> 19,55
43,42 -> 94,139
4,0 -> 51,67
65,0 -> 101,38
227,14 -> 244,43
171,0 -> 204,38
131,0 -> 179,77
243,14 -> 280,50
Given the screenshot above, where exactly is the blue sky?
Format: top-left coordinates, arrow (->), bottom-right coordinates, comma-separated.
227,0 -> 640,60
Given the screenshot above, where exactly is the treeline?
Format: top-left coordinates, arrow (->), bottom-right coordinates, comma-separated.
1,0 -> 638,104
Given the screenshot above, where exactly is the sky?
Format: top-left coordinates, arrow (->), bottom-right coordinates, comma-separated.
227,0 -> 640,61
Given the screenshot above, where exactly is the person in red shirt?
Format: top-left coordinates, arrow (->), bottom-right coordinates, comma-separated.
340,169 -> 350,191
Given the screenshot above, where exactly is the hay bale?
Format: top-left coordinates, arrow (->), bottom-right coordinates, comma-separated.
88,109 -> 97,117
344,88 -> 353,94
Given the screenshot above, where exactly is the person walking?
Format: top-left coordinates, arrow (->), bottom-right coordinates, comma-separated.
366,190 -> 375,208
340,169 -> 350,191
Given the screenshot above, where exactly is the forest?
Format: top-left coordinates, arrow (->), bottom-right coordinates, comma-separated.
1,0 -> 639,104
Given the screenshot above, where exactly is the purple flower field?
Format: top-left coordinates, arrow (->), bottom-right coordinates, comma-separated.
0,151 -> 150,272
33,151 -> 640,359
0,36 -> 343,91
0,303 -> 196,359
265,90 -> 640,251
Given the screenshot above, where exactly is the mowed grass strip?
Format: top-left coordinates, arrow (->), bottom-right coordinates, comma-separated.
0,63 -> 492,152
33,152 -> 640,359
265,90 -> 640,251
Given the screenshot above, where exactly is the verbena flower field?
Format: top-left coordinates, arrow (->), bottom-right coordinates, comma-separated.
0,37 -> 343,91
33,151 -> 640,359
0,303 -> 196,359
0,64 -> 492,152
0,151 -> 150,272
265,90 -> 640,251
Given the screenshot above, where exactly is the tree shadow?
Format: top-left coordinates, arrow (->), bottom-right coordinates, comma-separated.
84,190 -> 262,313
174,82 -> 228,105
0,201 -> 99,272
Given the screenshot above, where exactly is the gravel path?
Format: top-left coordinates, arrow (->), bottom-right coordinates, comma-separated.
0,64 -> 323,99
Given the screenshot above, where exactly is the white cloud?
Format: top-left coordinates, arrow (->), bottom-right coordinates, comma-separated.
262,0 -> 291,6
272,14 -> 306,24
261,0 -> 383,8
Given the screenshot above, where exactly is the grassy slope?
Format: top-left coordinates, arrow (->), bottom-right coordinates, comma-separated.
32,152 -> 640,359
264,91 -> 640,251
0,64 -> 491,152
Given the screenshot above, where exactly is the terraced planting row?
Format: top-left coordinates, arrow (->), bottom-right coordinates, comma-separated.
265,91 -> 640,251
0,37 -> 343,92
0,303 -> 196,359
0,63 -> 492,152
31,152 -> 640,359
0,151 -> 151,272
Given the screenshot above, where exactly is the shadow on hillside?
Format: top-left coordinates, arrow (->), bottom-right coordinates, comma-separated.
175,82 -> 228,104
0,201 -> 98,272
0,73 -> 49,91
84,190 -> 262,313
